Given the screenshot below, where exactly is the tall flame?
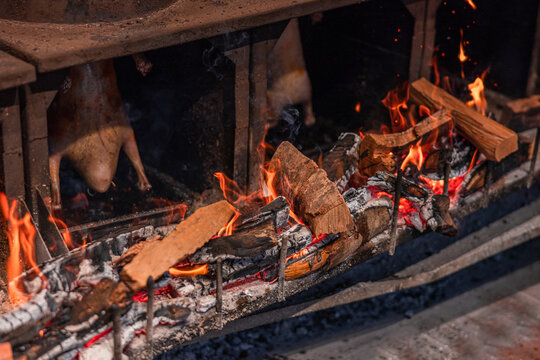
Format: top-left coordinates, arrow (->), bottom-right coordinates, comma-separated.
382,82 -> 410,133
465,0 -> 477,10
466,71 -> 488,116
459,29 -> 468,79
0,194 -> 45,305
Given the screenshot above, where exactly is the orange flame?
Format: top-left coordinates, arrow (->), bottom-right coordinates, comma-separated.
466,71 -> 488,116
168,264 -> 208,278
0,194 -> 45,306
354,102 -> 361,113
401,140 -> 425,171
382,82 -> 410,133
465,0 -> 477,10
48,214 -> 75,250
458,29 -> 468,79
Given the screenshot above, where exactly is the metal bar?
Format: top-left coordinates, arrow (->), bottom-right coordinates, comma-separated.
527,128 -> 540,188
146,276 -> 154,359
389,167 -> 403,255
112,305 -> 122,360
443,149 -> 451,196
278,235 -> 288,301
216,258 -> 223,329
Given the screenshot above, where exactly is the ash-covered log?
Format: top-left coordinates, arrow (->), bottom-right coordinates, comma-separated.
501,94 -> 540,131
269,141 -> 355,236
409,78 -> 518,162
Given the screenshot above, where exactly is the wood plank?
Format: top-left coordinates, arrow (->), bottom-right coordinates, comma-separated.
0,51 -> 35,91
0,0 -> 367,72
410,78 -> 518,161
120,200 -> 235,292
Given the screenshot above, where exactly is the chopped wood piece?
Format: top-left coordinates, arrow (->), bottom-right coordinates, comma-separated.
207,219 -> 277,258
322,132 -> 361,192
410,78 -> 518,161
285,231 -> 362,280
431,195 -> 458,236
355,207 -> 392,241
269,141 -> 355,235
121,200 -> 235,292
358,110 -> 452,176
501,95 -> 540,130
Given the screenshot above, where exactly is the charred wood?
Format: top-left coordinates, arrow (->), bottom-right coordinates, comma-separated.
322,132 -> 361,193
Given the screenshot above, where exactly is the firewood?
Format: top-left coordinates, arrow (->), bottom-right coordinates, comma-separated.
431,195 -> 458,236
355,207 -> 392,241
207,219 -> 277,258
358,109 -> 452,177
269,141 -> 355,235
322,132 -> 361,192
114,235 -> 162,268
121,200 -> 235,292
284,231 -> 362,280
409,78 -> 518,162
501,95 -> 540,131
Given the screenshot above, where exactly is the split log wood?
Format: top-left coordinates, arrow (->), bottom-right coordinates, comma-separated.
322,132 -> 361,192
269,141 -> 355,236
121,200 -> 235,292
501,95 -> 540,131
285,231 -> 362,280
431,195 -> 458,236
355,207 -> 392,241
409,78 -> 518,162
358,109 -> 452,177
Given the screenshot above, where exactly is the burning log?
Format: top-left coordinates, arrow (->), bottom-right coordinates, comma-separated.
409,78 -> 518,162
358,109 -> 452,177
269,141 -> 355,236
322,132 -> 361,193
121,200 -> 235,293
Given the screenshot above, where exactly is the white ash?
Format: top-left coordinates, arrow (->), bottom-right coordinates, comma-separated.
196,295 -> 217,313
77,259 -> 118,285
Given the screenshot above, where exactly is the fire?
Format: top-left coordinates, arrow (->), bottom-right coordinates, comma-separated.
0,194 -> 45,306
169,264 -> 208,277
48,214 -> 75,250
465,0 -> 477,10
401,140 -> 425,171
381,82 -> 410,133
354,102 -> 361,113
466,71 -> 488,115
459,29 -> 468,79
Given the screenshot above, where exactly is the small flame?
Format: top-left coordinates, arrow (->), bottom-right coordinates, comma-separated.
465,0 -> 477,10
401,140 -> 425,171
458,29 -> 468,79
169,264 -> 208,277
48,214 -> 75,250
0,194 -> 45,305
354,102 -> 361,113
466,71 -> 488,115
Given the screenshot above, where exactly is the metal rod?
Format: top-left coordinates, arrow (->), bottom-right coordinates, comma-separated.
146,276 -> 154,358
483,161 -> 492,208
527,127 -> 540,188
443,149 -> 451,196
216,258 -> 223,329
389,167 -> 403,255
112,305 -> 122,360
278,235 -> 289,301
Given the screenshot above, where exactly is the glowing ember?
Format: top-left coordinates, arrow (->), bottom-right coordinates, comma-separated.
466,71 -> 488,115
168,264 -> 208,277
465,0 -> 477,10
0,194 -> 45,306
354,102 -> 361,113
459,30 -> 468,64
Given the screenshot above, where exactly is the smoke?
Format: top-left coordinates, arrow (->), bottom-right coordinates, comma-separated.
280,106 -> 301,142
202,46 -> 225,81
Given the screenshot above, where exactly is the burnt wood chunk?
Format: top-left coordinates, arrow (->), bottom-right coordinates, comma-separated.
410,78 -> 518,162
269,141 -> 355,236
501,95 -> 540,131
322,132 -> 361,192
121,200 -> 235,292
114,235 -> 162,268
358,109 -> 452,177
355,207 -> 392,241
207,219 -> 277,258
431,195 -> 458,236
285,231 -> 362,280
